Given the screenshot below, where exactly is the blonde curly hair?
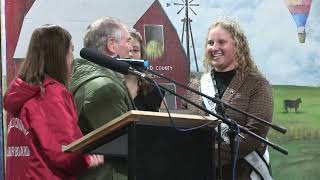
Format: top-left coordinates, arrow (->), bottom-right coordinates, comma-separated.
203,18 -> 261,78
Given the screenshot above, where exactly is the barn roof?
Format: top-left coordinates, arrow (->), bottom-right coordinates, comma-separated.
14,0 -> 158,58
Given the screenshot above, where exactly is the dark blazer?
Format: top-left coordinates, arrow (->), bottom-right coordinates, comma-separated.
184,70 -> 273,179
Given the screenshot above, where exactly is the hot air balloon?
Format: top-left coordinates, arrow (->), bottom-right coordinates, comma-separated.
285,0 -> 312,43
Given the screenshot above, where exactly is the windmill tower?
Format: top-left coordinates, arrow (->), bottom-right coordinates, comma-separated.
167,0 -> 200,72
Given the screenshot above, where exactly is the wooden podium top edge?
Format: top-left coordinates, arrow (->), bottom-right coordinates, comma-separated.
63,110 -> 219,153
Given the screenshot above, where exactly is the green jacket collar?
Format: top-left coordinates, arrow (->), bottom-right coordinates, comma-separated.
69,58 -> 121,94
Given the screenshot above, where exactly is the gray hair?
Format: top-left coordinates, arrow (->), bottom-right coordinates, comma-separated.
84,17 -> 126,53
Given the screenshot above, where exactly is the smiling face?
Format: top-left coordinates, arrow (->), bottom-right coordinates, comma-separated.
206,25 -> 236,72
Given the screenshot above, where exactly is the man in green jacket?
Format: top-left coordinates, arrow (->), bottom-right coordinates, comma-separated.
70,16 -> 134,180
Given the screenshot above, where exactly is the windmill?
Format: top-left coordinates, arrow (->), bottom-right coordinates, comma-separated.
167,0 -> 200,72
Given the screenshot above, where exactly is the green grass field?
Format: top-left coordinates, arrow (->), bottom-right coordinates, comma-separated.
270,140 -> 320,180
269,85 -> 320,179
270,85 -> 320,141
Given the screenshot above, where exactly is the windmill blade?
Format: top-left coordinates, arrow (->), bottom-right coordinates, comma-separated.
174,2 -> 184,5
180,0 -> 185,3
189,7 -> 197,15
177,6 -> 185,14
189,0 -> 195,3
190,4 -> 200,6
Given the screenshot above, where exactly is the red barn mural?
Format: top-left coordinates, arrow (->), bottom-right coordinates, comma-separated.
5,0 -> 35,83
4,0 -> 188,109
134,0 -> 189,108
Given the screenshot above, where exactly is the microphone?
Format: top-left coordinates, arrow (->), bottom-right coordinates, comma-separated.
80,48 -> 131,75
117,58 -> 149,69
79,48 -> 288,154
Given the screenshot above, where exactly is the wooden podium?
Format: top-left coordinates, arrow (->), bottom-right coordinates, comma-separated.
63,110 -> 220,180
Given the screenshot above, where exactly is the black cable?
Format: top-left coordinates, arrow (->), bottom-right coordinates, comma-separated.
150,78 -> 213,132
129,68 -> 288,155
146,69 -> 287,134
231,122 -> 240,180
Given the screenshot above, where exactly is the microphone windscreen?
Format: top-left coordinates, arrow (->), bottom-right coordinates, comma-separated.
80,48 -> 130,75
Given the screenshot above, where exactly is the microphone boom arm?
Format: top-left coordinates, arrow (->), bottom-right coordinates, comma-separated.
146,69 -> 287,134
78,48 -> 287,155
128,69 -> 288,155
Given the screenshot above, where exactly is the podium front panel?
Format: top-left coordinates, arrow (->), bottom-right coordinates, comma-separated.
129,123 -> 215,180
63,111 -> 219,180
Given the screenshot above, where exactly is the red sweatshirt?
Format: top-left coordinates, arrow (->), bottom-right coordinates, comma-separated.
4,76 -> 90,180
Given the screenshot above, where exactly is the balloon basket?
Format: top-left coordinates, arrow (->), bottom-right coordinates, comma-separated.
298,33 -> 306,43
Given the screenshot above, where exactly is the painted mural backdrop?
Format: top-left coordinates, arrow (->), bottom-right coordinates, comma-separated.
161,0 -> 320,179
0,2 -> 4,179
5,0 -> 189,109
2,0 -> 320,179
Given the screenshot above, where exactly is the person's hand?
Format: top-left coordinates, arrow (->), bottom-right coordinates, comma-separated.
88,154 -> 104,168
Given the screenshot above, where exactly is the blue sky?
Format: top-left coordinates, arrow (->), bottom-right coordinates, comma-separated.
159,0 -> 320,86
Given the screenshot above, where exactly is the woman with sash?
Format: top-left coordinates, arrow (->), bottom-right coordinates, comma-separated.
184,18 -> 273,180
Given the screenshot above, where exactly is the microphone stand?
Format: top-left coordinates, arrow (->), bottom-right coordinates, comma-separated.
146,69 -> 287,134
128,67 -> 288,180
216,100 -> 225,180
79,48 -> 287,179
128,68 -> 288,155
137,69 -> 289,179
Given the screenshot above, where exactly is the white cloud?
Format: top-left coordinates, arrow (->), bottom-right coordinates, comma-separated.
250,0 -> 320,86
160,0 -> 320,86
